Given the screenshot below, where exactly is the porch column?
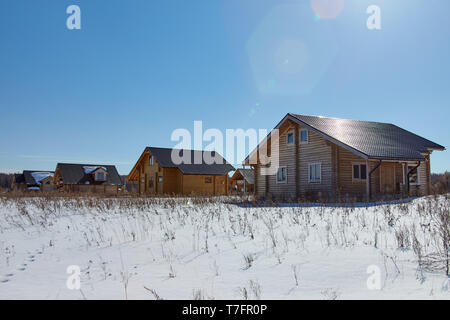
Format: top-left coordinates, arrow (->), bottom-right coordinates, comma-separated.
366,160 -> 370,201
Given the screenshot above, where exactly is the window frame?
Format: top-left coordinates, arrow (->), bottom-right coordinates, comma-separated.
286,131 -> 295,145
300,129 -> 309,144
352,163 -> 367,181
149,155 -> 154,166
408,164 -> 420,185
308,163 -> 321,183
205,177 -> 212,184
95,171 -> 106,181
276,166 -> 287,184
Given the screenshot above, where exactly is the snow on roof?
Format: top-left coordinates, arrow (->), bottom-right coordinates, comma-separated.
83,166 -> 107,174
30,172 -> 54,185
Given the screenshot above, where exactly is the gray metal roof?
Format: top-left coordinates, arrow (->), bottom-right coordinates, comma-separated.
147,147 -> 235,175
289,114 -> 445,161
238,168 -> 255,185
56,163 -> 122,185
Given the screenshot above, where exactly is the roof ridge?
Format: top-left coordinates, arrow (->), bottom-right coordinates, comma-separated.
289,113 -> 394,126
57,163 -> 115,166
147,146 -> 219,153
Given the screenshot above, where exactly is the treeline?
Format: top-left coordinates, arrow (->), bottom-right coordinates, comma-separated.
431,172 -> 450,195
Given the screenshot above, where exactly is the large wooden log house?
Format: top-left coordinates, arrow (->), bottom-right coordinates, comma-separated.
244,114 -> 445,201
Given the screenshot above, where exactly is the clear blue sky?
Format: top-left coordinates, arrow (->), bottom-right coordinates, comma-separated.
0,0 -> 449,175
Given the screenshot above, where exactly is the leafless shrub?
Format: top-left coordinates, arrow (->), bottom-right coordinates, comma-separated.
321,288 -> 340,300
243,253 -> 255,270
292,264 -> 300,286
144,286 -> 163,300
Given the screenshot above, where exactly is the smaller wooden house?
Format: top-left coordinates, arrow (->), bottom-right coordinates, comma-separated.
127,147 -> 235,195
54,163 -> 122,194
229,168 -> 255,193
11,170 -> 55,192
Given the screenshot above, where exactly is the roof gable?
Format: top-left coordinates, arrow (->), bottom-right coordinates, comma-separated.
231,168 -> 255,184
56,163 -> 122,185
23,171 -> 54,185
245,113 -> 445,163
147,147 -> 235,175
128,147 -> 235,180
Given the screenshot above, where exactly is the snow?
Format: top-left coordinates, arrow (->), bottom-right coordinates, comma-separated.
0,195 -> 448,300
83,166 -> 106,174
30,172 -> 53,185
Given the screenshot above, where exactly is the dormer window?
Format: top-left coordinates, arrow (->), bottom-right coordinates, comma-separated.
95,171 -> 107,181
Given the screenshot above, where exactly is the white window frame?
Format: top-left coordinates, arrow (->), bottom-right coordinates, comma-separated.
352,163 -> 367,181
300,129 -> 309,144
276,166 -> 287,184
308,163 -> 321,183
286,131 -> 295,145
407,164 -> 420,185
149,155 -> 154,166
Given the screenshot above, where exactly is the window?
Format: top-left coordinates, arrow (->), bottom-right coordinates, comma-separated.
149,156 -> 154,166
277,167 -> 287,183
96,172 -> 106,181
205,177 -> 212,184
148,178 -> 154,188
309,163 -> 321,183
352,164 -> 367,180
286,131 -> 294,145
158,176 -> 163,183
408,165 -> 419,184
300,129 -> 308,143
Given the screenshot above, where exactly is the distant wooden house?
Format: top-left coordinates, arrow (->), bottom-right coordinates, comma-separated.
229,168 -> 255,193
127,147 -> 235,195
244,114 -> 445,201
11,170 -> 55,192
54,163 -> 122,194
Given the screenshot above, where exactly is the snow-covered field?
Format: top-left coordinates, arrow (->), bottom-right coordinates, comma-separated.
0,195 -> 448,300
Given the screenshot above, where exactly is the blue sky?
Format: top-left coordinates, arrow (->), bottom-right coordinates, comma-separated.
0,0 -> 449,174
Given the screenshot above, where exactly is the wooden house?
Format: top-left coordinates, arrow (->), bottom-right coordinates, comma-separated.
54,163 -> 122,194
11,170 -> 55,192
244,114 -> 445,201
127,147 -> 235,195
229,168 -> 255,193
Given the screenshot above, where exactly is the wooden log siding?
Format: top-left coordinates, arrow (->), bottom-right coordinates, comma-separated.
266,124 -> 297,199
408,161 -> 427,196
253,123 -> 433,200
298,129 -> 333,199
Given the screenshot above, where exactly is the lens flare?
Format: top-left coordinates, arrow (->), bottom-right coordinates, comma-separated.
311,0 -> 345,19
274,39 -> 309,76
246,4 -> 338,95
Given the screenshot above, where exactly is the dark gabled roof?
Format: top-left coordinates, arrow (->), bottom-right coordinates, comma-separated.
289,114 -> 445,161
56,163 -> 122,185
236,168 -> 255,185
146,147 -> 235,175
22,170 -> 54,185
